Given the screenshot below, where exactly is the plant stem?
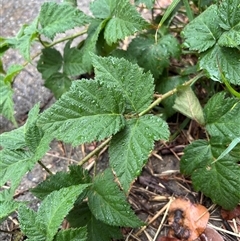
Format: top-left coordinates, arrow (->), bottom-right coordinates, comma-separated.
38,160 -> 53,175
46,29 -> 88,48
138,71 -> 205,116
78,137 -> 112,166
182,0 -> 194,21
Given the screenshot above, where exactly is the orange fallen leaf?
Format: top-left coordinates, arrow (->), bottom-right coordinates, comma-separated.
168,197 -> 210,241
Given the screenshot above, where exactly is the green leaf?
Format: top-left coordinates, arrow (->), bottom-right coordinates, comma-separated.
88,169 -> 143,227
92,55 -> 154,113
0,76 -> 16,124
0,200 -> 22,223
76,19 -> 107,74
16,21 -> 38,61
91,0 -> 147,44
31,166 -> 91,200
218,0 -> 240,31
199,44 -> 240,85
216,137 -> 240,162
39,2 -> 90,40
134,0 -> 155,9
63,0 -> 77,7
36,185 -> 89,241
0,103 -> 46,151
156,75 -> 188,117
12,18 -> 38,61
109,115 -> 170,192
25,103 -> 43,130
0,149 -> 33,198
218,23 -> 240,48
54,227 -> 87,241
18,205 -> 45,241
4,64 -> 23,83
180,139 -> 240,210
38,80 -> 125,146
45,72 -> 72,99
204,92 -> 240,139
182,5 -> 223,52
173,86 -> 205,125
0,126 -> 25,149
67,202 -> 123,241
105,0 -> 147,44
127,34 -> 180,78
0,104 -> 51,199
0,136 -> 50,200
90,0 -> 111,19
37,47 -> 63,80
63,41 -> 85,76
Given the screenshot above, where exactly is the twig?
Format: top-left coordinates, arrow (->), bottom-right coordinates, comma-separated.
78,137 -> 111,166
45,152 -> 78,163
138,72 -> 205,117
153,197 -> 174,241
135,198 -> 171,236
207,223 -> 240,238
38,160 -> 53,175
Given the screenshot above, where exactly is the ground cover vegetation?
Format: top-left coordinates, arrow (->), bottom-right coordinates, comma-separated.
0,0 -> 240,240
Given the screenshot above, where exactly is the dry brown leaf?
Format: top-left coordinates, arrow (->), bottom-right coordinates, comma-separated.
158,237 -> 181,241
199,226 -> 224,241
168,197 -> 210,241
221,205 -> 240,220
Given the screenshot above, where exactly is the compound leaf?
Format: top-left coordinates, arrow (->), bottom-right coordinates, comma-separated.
37,47 -> 63,80
36,185 -> 90,241
173,86 -> 205,125
88,169 -> 143,227
199,44 -> 240,85
109,115 -> 170,192
54,227 -> 87,241
182,5 -> 223,52
0,76 -> 16,124
128,34 -> 180,78
44,72 -> 72,99
204,92 -> 240,139
39,2 -> 90,40
180,139 -> 240,210
38,80 -> 125,146
92,55 -> 154,113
